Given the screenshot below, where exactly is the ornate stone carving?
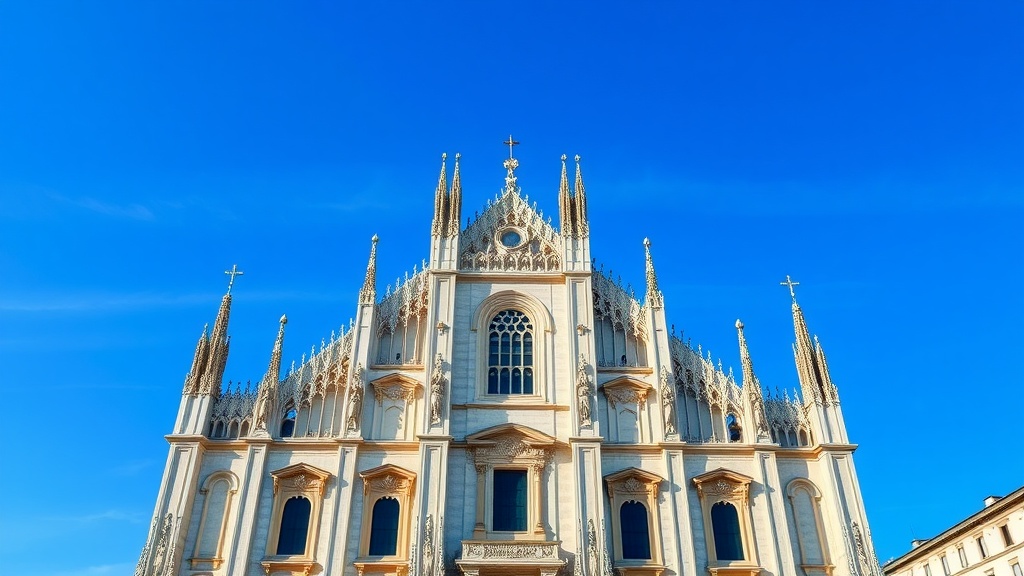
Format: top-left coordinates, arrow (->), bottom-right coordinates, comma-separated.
377,267 -> 430,338
587,519 -> 599,576
462,541 -> 559,560
136,513 -> 178,576
347,364 -> 365,434
459,188 -> 562,273
430,353 -> 446,426
576,355 -> 594,428
660,367 -> 677,436
601,378 -> 652,409
593,270 -> 648,342
423,515 -> 435,576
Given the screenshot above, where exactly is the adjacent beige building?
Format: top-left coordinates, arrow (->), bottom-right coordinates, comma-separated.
884,488 -> 1024,576
135,149 -> 883,576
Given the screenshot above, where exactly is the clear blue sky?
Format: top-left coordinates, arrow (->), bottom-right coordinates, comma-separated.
1,2 -> 1021,575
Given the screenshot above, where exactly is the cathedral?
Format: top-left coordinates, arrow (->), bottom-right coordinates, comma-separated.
135,145 -> 882,576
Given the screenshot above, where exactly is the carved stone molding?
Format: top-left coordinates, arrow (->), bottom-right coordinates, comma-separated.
600,377 -> 652,409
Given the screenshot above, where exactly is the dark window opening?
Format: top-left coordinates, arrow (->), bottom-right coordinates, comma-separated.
276,496 -> 311,555
368,497 -> 400,556
620,501 -> 652,559
711,501 -> 744,561
492,469 -> 527,531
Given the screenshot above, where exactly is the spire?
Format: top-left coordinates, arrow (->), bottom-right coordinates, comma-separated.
252,315 -> 287,434
182,324 -> 210,395
431,153 -> 449,236
736,319 -> 769,440
573,154 -> 589,237
447,153 -> 462,237
784,276 -> 832,405
359,235 -> 379,305
265,314 -> 287,386
197,267 -> 239,396
558,154 -> 574,236
643,238 -> 663,308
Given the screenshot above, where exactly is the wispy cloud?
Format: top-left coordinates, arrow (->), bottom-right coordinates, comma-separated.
46,562 -> 137,576
0,289 -> 347,314
109,459 -> 157,477
48,192 -> 155,220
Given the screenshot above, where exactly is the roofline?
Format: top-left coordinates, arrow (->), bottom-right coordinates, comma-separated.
884,485 -> 1024,572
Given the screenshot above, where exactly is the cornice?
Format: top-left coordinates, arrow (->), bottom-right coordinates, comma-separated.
885,486 -> 1024,571
457,272 -> 566,284
452,402 -> 570,411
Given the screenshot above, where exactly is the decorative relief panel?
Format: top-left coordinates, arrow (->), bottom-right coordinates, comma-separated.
459,191 -> 562,272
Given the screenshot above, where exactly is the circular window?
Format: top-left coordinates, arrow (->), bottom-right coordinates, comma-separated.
500,229 -> 522,248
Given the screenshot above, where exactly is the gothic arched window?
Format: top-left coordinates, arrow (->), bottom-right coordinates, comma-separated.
487,310 -> 534,395
280,407 -> 297,438
276,496 -> 312,555
368,497 -> 400,555
620,501 -> 652,559
711,502 -> 744,561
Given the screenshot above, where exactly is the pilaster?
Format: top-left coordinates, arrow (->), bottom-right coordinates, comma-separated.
324,442 -> 362,576
223,437 -> 270,574
572,441 -> 609,576
755,451 -> 797,576
663,449 -> 697,576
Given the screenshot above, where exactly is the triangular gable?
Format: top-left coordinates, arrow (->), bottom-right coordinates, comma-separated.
459,191 -> 562,273
466,422 -> 556,447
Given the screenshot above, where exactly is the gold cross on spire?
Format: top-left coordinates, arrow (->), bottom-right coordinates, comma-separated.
780,275 -> 800,302
225,264 -> 244,294
503,135 -> 520,159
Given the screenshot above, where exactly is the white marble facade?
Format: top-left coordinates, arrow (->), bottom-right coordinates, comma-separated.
136,151 -> 882,576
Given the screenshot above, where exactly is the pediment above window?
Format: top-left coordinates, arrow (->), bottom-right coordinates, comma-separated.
271,463 -> 332,496
605,467 -> 664,498
692,469 -> 753,501
467,424 -> 556,467
601,377 -> 653,407
359,464 -> 417,497
370,373 -> 422,404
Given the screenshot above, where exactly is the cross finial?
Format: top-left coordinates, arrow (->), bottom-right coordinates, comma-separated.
780,275 -> 800,302
224,264 -> 244,294
503,135 -> 519,159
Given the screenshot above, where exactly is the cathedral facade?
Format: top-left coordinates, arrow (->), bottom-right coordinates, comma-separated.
135,149 -> 882,576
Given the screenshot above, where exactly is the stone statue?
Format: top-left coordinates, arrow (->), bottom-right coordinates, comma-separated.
430,354 -> 445,425
577,356 -> 593,427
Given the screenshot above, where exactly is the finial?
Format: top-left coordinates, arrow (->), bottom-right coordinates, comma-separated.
280,314 -> 288,325
502,136 -> 520,195
735,319 -> 744,329
504,135 -> 519,159
442,152 -> 447,161
561,154 -> 567,162
781,275 -> 800,302
359,235 -> 379,305
575,154 -> 581,163
644,237 -> 663,308
456,152 -> 461,160
224,264 -> 244,294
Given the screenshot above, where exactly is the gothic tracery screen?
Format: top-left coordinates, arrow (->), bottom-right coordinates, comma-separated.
487,309 -> 535,394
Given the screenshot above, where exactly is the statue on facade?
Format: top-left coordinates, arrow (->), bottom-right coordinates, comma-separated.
430,354 -> 446,426
251,380 -> 274,432
576,356 -> 593,427
660,367 -> 677,436
346,365 -> 364,433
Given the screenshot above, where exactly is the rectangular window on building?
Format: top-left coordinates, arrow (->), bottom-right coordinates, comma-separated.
978,536 -> 989,559
492,469 -> 527,532
925,564 -> 933,576
958,546 -> 968,568
1010,562 -> 1022,576
941,555 -> 951,576
1000,524 -> 1014,547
